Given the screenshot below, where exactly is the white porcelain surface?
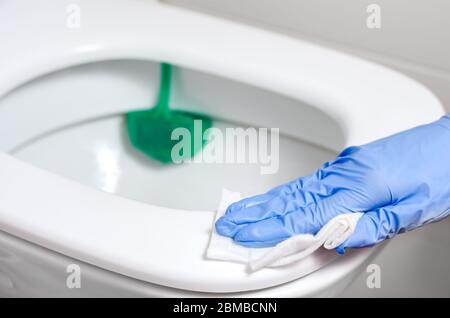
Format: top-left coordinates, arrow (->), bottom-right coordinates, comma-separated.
0,229 -> 380,297
0,0 -> 443,146
0,0 -> 445,296
13,116 -> 336,211
0,58 -> 355,293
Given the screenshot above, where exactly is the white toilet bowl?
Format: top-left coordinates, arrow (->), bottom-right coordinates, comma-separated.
0,0 -> 444,297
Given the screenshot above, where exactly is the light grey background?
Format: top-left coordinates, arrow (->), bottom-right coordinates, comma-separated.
165,0 -> 450,113
164,0 -> 450,297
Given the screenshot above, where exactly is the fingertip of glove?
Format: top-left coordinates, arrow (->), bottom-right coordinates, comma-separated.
234,226 -> 253,243
215,216 -> 236,237
335,245 -> 347,255
225,201 -> 242,215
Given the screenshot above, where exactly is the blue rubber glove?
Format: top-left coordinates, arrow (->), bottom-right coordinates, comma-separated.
216,114 -> 450,253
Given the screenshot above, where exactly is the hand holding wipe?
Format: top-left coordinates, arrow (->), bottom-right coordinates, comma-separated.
216,115 -> 450,253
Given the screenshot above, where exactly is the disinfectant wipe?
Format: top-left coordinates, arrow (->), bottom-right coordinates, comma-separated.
206,189 -> 363,271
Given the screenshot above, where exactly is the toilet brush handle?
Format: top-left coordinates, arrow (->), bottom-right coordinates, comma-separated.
155,63 -> 172,115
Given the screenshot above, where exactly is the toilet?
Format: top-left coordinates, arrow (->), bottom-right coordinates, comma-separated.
0,0 -> 444,297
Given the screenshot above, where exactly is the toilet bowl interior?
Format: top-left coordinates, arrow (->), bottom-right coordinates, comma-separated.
1,60 -> 345,211
0,59 -> 349,293
13,116 -> 337,211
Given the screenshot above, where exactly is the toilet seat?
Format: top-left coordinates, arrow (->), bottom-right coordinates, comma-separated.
0,153 -> 343,292
0,0 -> 444,293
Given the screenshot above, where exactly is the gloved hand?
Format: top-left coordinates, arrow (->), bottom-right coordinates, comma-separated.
216,114 -> 450,253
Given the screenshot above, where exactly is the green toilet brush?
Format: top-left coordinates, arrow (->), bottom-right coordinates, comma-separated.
126,63 -> 213,163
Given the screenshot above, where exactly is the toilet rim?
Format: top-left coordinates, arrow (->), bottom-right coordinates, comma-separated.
1,1 -> 443,145
0,0 -> 445,293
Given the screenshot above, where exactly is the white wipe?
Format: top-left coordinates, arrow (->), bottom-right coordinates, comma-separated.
206,189 -> 363,272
